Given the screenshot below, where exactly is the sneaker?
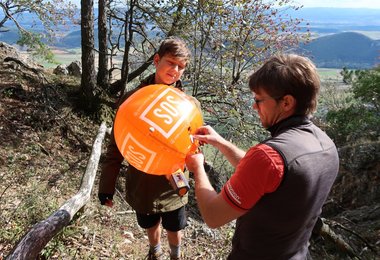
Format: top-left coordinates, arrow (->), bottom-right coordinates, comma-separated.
146,250 -> 163,260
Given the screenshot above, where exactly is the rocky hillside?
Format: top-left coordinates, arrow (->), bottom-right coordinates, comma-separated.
0,42 -> 379,259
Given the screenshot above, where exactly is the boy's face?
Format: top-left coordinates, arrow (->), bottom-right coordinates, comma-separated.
153,54 -> 187,85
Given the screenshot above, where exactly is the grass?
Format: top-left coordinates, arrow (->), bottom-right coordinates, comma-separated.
317,68 -> 342,81
37,48 -> 82,68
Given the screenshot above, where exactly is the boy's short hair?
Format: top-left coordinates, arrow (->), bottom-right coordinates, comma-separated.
157,37 -> 191,63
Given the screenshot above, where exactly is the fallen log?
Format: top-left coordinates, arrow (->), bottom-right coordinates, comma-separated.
313,217 -> 358,258
6,122 -> 108,260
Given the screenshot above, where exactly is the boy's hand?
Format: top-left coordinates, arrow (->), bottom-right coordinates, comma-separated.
98,193 -> 114,207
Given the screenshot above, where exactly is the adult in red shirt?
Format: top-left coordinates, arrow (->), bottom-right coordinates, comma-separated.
186,54 -> 339,259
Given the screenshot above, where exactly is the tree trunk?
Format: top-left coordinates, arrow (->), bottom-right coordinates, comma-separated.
118,0 -> 135,95
97,0 -> 109,88
81,0 -> 97,112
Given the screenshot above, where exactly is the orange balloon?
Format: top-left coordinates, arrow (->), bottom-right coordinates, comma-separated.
114,84 -> 203,175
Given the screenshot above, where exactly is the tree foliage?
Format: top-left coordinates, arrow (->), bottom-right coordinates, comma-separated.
96,0 -> 307,175
180,0 -> 306,144
0,0 -> 77,61
326,106 -> 379,146
1,0 -> 308,146
101,0 -> 307,145
352,67 -> 380,111
326,67 -> 380,146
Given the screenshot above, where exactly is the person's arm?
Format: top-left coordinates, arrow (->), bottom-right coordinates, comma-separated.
186,153 -> 245,228
193,125 -> 246,167
99,86 -> 140,206
98,129 -> 124,206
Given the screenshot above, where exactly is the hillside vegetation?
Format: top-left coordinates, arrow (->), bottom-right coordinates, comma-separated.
1,43 -> 379,259
56,31 -> 380,69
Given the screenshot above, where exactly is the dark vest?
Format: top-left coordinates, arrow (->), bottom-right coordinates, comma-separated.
228,116 -> 339,260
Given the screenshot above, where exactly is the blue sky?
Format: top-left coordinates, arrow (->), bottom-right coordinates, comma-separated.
294,0 -> 380,8
70,0 -> 380,9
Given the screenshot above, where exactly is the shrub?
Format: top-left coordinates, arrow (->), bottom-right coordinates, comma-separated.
326,105 -> 380,146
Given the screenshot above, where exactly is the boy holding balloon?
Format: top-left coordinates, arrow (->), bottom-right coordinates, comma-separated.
98,37 -> 191,260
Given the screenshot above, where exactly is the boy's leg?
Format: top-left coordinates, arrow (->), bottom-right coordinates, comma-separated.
136,213 -> 163,258
167,230 -> 182,259
147,220 -> 162,246
166,229 -> 181,246
161,207 -> 187,259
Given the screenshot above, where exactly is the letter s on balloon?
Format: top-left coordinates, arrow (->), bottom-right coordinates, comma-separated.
126,145 -> 146,168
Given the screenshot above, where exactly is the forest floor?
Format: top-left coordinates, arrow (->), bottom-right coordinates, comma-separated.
0,43 -> 379,259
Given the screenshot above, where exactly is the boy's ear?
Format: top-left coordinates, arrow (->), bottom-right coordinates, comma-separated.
153,54 -> 160,66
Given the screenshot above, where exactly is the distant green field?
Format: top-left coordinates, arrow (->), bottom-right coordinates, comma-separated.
317,68 -> 342,81
43,49 -> 344,84
40,48 -> 82,68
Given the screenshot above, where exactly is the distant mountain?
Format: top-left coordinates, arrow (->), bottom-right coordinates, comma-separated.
1,7 -> 380,68
298,32 -> 380,69
0,28 -> 20,44
54,30 -> 98,48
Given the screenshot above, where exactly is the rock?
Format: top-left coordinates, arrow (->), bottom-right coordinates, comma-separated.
53,64 -> 69,75
67,60 -> 82,77
0,42 -> 43,70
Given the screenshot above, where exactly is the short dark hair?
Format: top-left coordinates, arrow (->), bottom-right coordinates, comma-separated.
157,37 -> 191,63
249,54 -> 320,115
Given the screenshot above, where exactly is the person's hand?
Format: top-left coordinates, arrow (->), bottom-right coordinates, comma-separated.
98,193 -> 114,207
193,125 -> 224,147
185,152 -> 205,174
